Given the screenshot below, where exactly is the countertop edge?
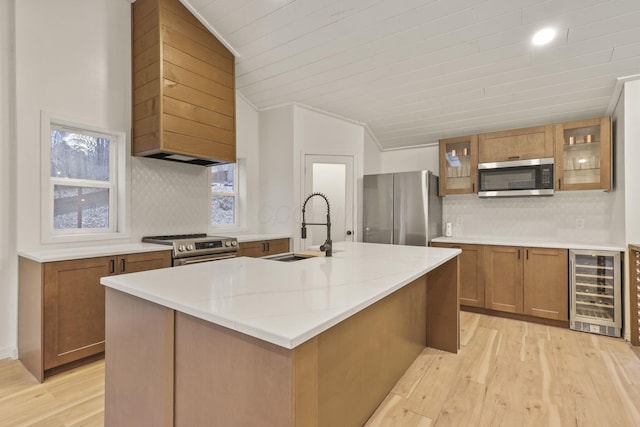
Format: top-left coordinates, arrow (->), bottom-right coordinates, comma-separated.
18,243 -> 171,263
432,237 -> 625,252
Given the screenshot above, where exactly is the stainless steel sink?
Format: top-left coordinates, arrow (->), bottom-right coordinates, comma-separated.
264,253 -> 310,262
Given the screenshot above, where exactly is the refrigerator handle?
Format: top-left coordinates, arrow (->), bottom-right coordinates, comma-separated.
569,257 -> 575,319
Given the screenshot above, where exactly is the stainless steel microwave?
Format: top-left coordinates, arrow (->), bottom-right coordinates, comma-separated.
477,158 -> 554,197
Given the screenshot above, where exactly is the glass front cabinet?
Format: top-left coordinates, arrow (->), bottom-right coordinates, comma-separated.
569,250 -> 621,337
439,134 -> 478,195
555,117 -> 611,191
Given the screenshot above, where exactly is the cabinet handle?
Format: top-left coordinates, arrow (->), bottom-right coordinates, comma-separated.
517,249 -> 521,259
262,242 -> 266,252
558,178 -> 561,189
508,156 -> 520,160
526,249 -> 529,260
472,183 -> 475,192
120,259 -> 126,273
266,242 -> 270,252
110,259 -> 115,274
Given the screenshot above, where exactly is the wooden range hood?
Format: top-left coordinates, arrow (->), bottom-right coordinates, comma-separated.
132,0 -> 236,166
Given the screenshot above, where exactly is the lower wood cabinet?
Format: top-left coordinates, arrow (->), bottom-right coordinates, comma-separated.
431,242 -> 484,307
485,245 -> 568,321
433,242 -> 568,322
19,250 -> 171,382
237,238 -> 290,257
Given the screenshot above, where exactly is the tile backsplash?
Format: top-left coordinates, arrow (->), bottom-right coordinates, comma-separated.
443,190 -> 620,244
131,157 -> 209,240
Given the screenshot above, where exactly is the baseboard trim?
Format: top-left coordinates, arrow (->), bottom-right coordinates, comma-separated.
462,306 -> 569,329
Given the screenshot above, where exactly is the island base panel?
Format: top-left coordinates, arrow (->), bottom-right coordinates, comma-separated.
104,289 -> 174,427
316,275 -> 427,427
173,275 -> 427,427
426,257 -> 460,353
174,313 -> 294,426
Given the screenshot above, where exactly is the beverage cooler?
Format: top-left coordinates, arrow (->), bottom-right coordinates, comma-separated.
569,250 -> 622,337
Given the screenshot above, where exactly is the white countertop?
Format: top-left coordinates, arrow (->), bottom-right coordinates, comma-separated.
101,241 -> 460,349
18,243 -> 171,263
233,234 -> 291,243
431,236 -> 625,252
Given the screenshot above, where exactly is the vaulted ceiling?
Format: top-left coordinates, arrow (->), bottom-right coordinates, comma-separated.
181,0 -> 640,149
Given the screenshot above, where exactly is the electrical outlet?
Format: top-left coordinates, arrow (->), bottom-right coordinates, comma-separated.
576,218 -> 584,229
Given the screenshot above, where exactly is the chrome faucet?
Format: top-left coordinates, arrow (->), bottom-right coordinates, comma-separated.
301,192 -> 332,257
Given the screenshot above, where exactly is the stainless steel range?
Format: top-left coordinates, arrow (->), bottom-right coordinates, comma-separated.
142,234 -> 238,266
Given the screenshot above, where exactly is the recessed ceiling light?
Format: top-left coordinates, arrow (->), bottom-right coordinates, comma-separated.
532,27 -> 556,46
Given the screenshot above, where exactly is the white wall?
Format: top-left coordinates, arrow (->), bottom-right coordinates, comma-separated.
623,80 -> 640,245
258,104 -> 365,249
234,94 -> 261,234
15,0 -> 133,252
293,106 -> 364,250
259,106 -> 295,235
379,145 -> 439,175
622,79 -> 640,342
0,0 -> 17,359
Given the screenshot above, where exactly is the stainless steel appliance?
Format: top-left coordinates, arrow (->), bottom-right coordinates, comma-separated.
570,249 -> 622,337
142,234 -> 238,266
362,171 -> 442,246
478,158 -> 554,197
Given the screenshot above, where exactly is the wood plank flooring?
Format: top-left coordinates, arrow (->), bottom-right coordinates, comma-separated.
1,312 -> 639,426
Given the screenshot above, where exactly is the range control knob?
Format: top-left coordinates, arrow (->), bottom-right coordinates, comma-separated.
225,241 -> 231,247
187,244 -> 194,251
231,241 -> 237,246
178,245 -> 186,252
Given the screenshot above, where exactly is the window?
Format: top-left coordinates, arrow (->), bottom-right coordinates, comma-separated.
42,115 -> 128,243
210,163 -> 237,226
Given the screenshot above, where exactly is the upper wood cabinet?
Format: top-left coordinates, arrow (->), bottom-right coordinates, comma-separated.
478,125 -> 554,163
439,134 -> 478,195
132,0 -> 236,165
237,238 -> 290,257
555,117 -> 611,191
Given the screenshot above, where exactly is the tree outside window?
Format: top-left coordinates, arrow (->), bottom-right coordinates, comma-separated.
50,124 -> 116,232
211,163 -> 236,226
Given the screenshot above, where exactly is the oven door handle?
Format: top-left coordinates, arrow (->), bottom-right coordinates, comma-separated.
176,254 -> 237,265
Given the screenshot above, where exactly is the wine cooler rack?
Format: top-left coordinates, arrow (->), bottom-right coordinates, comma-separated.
570,250 -> 621,337
630,245 -> 640,346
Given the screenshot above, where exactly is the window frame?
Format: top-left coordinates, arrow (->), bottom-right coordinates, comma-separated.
41,112 -> 130,244
209,161 -> 240,229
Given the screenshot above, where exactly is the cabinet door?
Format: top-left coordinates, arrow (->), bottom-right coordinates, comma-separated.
479,125 -> 554,163
555,117 -> 611,191
43,256 -> 113,370
439,135 -> 478,195
432,243 -> 484,307
263,238 -> 289,256
523,248 -> 568,320
119,251 -> 172,273
237,241 -> 266,257
484,246 -> 523,313
238,239 -> 290,257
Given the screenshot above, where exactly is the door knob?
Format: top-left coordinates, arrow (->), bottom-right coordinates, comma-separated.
346,230 -> 353,235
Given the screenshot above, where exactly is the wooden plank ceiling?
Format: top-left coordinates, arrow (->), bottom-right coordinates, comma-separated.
181,0 -> 640,149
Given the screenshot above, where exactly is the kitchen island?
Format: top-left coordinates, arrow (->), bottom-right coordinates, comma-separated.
101,241 -> 460,427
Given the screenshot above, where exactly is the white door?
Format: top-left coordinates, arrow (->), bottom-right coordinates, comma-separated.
302,154 -> 355,251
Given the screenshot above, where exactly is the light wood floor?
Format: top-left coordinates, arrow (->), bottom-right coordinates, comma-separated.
1,312 -> 639,426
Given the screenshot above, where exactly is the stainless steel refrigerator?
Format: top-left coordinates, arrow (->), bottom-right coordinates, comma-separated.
362,171 -> 442,246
